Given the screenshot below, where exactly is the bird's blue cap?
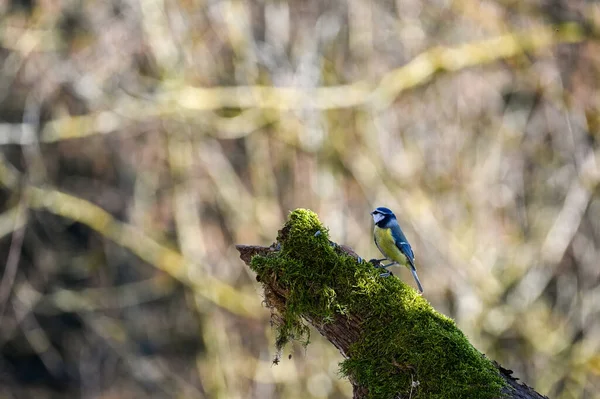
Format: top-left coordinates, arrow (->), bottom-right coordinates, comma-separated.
371,207 -> 394,215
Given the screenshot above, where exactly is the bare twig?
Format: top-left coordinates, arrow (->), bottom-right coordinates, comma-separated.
0,200 -> 27,322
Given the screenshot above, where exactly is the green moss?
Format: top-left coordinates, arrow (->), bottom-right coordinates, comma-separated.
250,209 -> 507,399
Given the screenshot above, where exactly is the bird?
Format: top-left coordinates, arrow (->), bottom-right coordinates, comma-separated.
371,206 -> 423,293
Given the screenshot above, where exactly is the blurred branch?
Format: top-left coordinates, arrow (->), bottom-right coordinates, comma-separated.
83,313 -> 205,398
513,150 -> 599,308
371,23 -> 583,109
167,132 -> 206,261
0,206 -> 28,240
11,295 -> 65,377
0,154 -> 260,318
24,185 -> 260,318
0,200 -> 27,322
0,154 -> 21,189
14,278 -> 204,396
197,139 -> 255,225
0,24 -> 588,145
26,276 -> 176,314
168,23 -> 587,112
0,107 -> 276,144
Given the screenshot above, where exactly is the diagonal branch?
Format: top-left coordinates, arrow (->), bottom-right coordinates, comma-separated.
236,209 -> 548,399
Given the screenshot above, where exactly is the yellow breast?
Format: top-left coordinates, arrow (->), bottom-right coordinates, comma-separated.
374,225 -> 409,266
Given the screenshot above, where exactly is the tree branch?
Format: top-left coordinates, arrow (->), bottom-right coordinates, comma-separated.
236,209 -> 548,399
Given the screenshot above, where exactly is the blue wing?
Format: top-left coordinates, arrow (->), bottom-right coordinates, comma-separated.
390,223 -> 416,269
377,220 -> 424,292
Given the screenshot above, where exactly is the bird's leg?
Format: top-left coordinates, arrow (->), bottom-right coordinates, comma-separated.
373,258 -> 388,267
377,262 -> 397,277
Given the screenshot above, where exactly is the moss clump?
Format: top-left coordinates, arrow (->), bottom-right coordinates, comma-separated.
250,209 -> 507,399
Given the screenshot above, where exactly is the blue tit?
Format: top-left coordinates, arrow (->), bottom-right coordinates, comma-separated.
371,207 -> 423,293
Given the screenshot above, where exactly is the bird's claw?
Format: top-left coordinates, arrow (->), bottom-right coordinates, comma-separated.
369,258 -> 387,267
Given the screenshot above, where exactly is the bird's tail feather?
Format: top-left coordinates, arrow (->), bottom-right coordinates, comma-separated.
410,267 -> 424,293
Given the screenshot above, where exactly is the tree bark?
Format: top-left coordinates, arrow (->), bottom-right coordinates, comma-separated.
236,243 -> 548,399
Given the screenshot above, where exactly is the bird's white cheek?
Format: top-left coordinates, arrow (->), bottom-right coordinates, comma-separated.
372,214 -> 384,223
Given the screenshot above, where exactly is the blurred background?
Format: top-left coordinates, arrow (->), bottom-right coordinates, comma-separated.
0,0 -> 599,398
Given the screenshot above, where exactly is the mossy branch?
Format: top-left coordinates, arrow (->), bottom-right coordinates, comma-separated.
236,209 -> 548,399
